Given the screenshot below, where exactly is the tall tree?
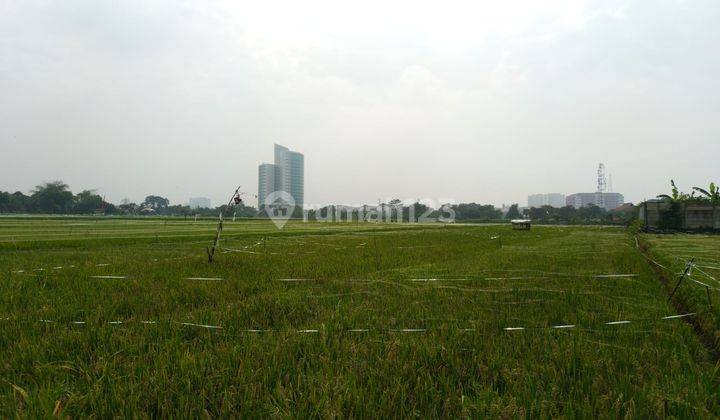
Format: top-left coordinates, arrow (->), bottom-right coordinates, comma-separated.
74,190 -> 104,214
388,199 -> 403,221
506,204 -> 521,219
403,201 -> 429,222
142,195 -> 170,212
30,181 -> 73,214
118,202 -> 139,215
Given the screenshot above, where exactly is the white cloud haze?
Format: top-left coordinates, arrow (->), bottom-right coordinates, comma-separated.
1,0 -> 718,207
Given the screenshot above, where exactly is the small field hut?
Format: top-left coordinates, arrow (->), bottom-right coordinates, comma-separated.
511,219 -> 532,230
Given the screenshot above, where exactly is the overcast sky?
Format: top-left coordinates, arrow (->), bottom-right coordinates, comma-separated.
1,0 -> 718,207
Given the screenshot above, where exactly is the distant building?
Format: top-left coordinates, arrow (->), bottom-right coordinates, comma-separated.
566,193 -> 624,210
258,144 -> 304,210
528,193 -> 566,208
188,197 -> 211,209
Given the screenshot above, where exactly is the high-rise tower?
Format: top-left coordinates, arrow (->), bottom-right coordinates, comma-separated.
257,163 -> 276,210
258,144 -> 304,210
596,163 -> 607,209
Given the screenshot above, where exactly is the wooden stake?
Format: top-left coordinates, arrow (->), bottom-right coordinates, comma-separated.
668,258 -> 694,301
706,285 -> 712,307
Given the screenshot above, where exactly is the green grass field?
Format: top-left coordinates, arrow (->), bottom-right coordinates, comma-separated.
1,218 -> 718,417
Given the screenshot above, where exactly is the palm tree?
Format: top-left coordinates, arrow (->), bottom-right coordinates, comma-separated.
692,182 -> 720,204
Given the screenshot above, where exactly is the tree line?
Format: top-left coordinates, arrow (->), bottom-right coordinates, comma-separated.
0,181 -> 111,215
519,204 -> 635,225
1,181 -> 635,225
290,201 -> 633,225
274,200 -> 504,222
0,181 -> 257,217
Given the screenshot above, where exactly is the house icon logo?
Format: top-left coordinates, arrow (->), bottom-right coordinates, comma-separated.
264,191 -> 295,229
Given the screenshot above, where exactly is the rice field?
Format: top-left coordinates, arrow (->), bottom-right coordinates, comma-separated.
0,218 -> 718,417
640,233 -> 720,356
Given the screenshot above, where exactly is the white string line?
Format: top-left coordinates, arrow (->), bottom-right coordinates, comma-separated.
446,272 -> 639,279
10,265 -> 75,274
691,265 -> 720,286
276,274 -> 638,284
594,274 -> 638,278
664,263 -> 720,292
687,276 -> 720,291
278,278 -> 317,282
308,291 -> 373,298
180,322 -> 222,329
661,313 -> 696,319
221,249 -> 262,254
8,264 -> 640,280
641,253 -> 671,271
10,271 -> 228,283
649,261 -> 719,295
640,249 -> 720,294
8,313 -> 697,332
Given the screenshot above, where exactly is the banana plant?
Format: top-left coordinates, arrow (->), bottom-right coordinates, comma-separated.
692,182 -> 720,203
657,180 -> 690,201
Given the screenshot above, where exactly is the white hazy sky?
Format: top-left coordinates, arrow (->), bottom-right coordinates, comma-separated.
1,0 -> 718,207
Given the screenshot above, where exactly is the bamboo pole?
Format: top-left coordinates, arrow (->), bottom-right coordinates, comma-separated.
207,186 -> 242,263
